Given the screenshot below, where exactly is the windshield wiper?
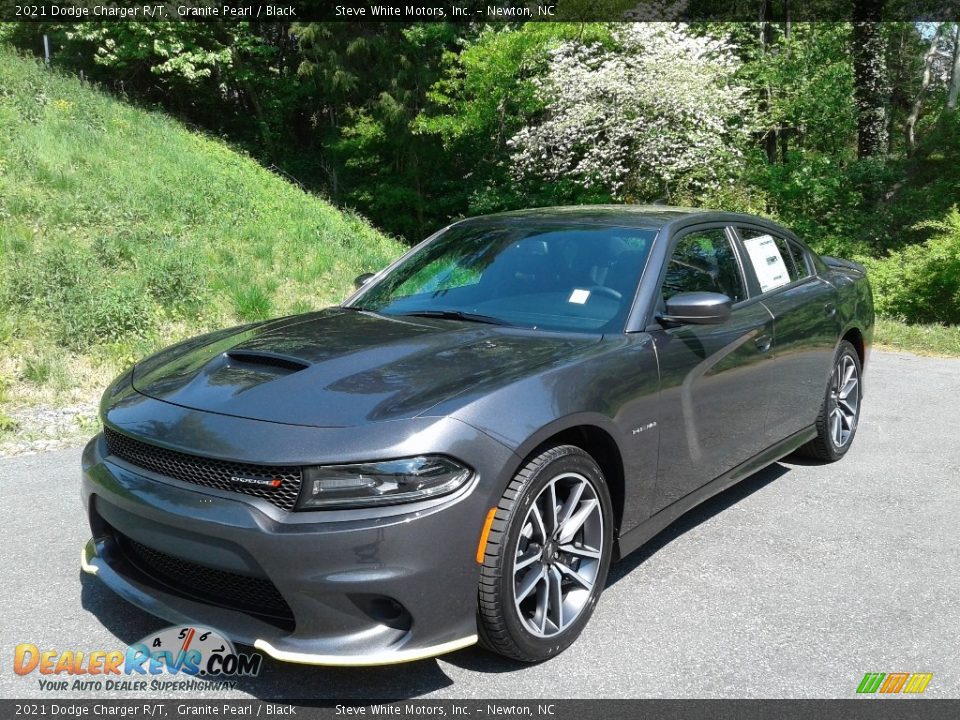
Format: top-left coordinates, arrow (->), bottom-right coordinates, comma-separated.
399,310 -> 510,326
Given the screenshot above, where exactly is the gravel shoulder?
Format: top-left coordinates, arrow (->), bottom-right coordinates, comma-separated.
0,401 -> 99,456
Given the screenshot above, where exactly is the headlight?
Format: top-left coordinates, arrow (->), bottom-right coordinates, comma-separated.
297,456 -> 471,510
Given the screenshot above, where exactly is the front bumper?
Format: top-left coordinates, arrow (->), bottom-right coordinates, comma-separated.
80,413 -> 517,666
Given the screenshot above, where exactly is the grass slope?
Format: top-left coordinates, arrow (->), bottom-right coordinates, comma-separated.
875,317 -> 960,357
0,49 -> 402,428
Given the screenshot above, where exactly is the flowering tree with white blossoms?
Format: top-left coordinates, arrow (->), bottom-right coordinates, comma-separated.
508,24 -> 758,202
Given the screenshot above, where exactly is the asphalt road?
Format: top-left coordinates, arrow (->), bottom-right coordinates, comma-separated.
2,350 -> 958,700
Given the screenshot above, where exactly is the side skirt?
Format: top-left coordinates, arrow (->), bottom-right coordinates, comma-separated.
613,425 -> 817,561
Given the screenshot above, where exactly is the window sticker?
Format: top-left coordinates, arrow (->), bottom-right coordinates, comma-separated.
742,234 -> 790,292
568,288 -> 591,304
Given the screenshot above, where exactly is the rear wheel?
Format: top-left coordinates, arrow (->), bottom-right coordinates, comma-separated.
477,445 -> 613,662
798,340 -> 862,462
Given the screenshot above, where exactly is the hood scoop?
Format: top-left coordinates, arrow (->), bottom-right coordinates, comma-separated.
224,350 -> 310,374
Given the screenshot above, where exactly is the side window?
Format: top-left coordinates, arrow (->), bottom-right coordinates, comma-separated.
662,229 -> 746,303
786,240 -> 811,279
738,227 -> 805,291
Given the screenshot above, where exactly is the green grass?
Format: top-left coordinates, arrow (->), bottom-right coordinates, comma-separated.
874,317 -> 960,358
0,49 -> 403,411
21,349 -> 71,389
230,282 -> 274,322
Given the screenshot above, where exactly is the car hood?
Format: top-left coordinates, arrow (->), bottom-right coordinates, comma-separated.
130,309 -> 602,427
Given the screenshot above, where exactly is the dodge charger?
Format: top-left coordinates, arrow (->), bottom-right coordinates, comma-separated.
81,206 -> 874,664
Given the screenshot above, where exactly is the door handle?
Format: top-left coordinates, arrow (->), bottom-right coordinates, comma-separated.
824,302 -> 837,317
755,334 -> 773,353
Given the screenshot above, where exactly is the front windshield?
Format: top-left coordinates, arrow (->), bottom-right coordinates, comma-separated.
350,221 -> 658,334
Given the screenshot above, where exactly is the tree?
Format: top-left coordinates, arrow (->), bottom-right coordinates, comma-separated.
905,23 -> 946,150
852,9 -> 890,157
948,24 -> 960,111
739,22 -> 857,160
295,22 -> 460,239
35,22 -> 300,157
416,23 -> 614,214
507,23 -> 756,202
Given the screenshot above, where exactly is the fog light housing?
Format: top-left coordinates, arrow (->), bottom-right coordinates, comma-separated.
297,456 -> 471,510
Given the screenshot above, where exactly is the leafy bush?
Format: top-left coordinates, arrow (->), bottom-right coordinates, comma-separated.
864,208 -> 960,324
749,154 -> 902,257
868,113 -> 960,250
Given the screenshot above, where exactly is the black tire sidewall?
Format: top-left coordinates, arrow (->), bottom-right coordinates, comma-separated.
496,448 -> 614,661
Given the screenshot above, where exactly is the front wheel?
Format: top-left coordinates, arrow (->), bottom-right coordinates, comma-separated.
477,445 -> 613,662
798,340 -> 863,462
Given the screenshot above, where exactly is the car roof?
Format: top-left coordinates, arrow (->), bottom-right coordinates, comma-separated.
454,205 -> 784,232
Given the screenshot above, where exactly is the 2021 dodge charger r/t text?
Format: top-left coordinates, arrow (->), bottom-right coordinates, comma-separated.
81,206 -> 874,664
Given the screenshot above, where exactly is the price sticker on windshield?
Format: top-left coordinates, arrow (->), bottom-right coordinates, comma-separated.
568,288 -> 591,304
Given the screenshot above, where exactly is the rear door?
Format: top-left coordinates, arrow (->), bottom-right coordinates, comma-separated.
649,225 -> 775,513
733,225 -> 841,443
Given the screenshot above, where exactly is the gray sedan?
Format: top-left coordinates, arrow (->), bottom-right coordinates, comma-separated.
81,206 -> 874,665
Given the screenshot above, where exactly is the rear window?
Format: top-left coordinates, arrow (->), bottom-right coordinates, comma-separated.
738,227 -> 807,291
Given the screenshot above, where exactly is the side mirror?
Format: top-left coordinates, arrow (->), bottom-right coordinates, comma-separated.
354,272 -> 375,289
660,291 -> 732,326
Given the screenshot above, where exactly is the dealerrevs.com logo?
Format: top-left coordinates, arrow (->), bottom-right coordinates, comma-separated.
14,626 -> 262,692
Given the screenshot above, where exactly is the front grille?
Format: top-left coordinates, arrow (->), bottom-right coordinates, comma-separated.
117,533 -> 295,628
104,427 -> 302,511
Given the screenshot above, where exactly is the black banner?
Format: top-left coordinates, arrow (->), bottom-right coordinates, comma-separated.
2,0 -> 960,23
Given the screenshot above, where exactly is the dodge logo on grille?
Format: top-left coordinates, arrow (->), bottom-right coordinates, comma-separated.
230,475 -> 282,489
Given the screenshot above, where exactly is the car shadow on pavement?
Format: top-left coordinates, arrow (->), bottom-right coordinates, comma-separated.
605,460 -> 791,587
79,461 -> 791,694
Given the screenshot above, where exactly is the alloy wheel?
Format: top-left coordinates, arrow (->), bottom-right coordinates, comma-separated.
828,354 -> 860,448
512,472 -> 604,638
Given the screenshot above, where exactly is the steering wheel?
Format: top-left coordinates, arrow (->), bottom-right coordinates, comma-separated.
588,286 -> 622,301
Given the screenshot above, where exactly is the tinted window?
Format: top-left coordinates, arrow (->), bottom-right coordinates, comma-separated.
738,227 -> 806,290
786,240 -> 811,279
662,229 -> 746,303
355,222 -> 657,333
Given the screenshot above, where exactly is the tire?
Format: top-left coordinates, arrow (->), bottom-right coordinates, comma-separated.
797,339 -> 863,462
477,444 -> 613,662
